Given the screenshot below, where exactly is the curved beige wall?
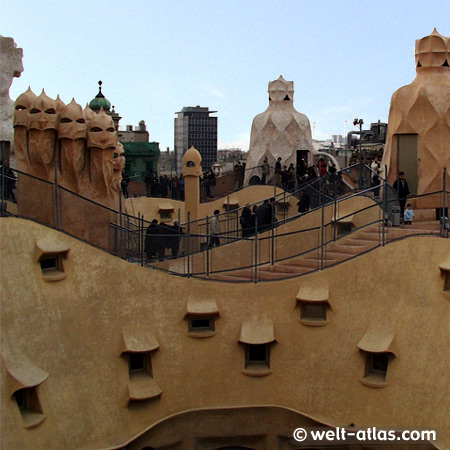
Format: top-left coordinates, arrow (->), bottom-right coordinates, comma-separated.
1,218 -> 449,450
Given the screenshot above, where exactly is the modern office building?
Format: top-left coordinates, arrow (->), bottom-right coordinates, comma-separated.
174,106 -> 217,173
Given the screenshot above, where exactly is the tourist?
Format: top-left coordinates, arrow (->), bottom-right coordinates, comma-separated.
240,204 -> 253,237
170,220 -> 184,257
238,162 -> 245,188
318,158 -> 327,177
297,189 -> 311,213
150,173 -> 159,197
328,163 -> 337,196
121,170 -> 130,198
179,175 -> 185,200
261,157 -> 270,185
371,157 -> 381,198
209,209 -> 221,247
145,219 -> 159,261
208,170 -> 216,197
403,203 -> 414,225
307,165 -> 317,180
287,164 -> 296,191
281,166 -> 289,190
275,157 -> 282,187
144,170 -> 152,197
393,171 -> 410,217
233,161 -> 242,190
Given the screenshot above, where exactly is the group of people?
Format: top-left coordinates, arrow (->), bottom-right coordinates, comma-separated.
144,172 -> 181,199
144,171 -> 186,200
145,219 -> 184,261
240,198 -> 276,236
266,156 -> 342,195
202,170 -> 216,198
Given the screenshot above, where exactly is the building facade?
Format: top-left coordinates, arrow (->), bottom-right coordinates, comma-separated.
118,121 -> 160,182
174,106 -> 217,173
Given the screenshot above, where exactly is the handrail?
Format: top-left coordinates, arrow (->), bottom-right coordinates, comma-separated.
2,165 -> 446,283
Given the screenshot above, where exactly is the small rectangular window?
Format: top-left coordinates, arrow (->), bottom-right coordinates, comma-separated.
444,273 -> 450,293
160,210 -> 172,219
13,386 -> 45,427
188,316 -> 215,333
246,344 -> 269,368
301,302 -> 327,320
369,353 -> 389,376
128,353 -> 152,375
14,389 -> 27,411
39,255 -> 60,272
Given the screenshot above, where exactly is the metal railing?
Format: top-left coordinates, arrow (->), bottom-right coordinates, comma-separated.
1,145 -> 447,283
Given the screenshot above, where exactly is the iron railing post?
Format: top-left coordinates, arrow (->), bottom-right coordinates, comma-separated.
187,212 -> 191,277
119,190 -> 124,258
54,156 -> 61,230
254,218 -> 258,283
1,141 -> 5,208
271,203 -> 275,266
226,195 -> 230,239
137,212 -> 141,264
382,164 -> 388,246
320,195 -> 325,270
333,194 -> 337,241
442,167 -> 447,237
206,215 -> 210,277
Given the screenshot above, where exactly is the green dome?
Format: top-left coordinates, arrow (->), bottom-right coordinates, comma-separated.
89,80 -> 111,112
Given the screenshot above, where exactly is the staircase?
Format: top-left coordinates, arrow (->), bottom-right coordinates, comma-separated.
207,208 -> 442,282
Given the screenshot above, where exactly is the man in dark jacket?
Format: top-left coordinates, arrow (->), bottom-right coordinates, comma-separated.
240,204 -> 253,237
393,172 -> 410,216
145,219 -> 159,260
297,189 -> 311,213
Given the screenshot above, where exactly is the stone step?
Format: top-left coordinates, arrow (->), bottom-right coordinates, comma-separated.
257,269 -> 299,280
330,243 -> 376,254
209,271 -> 254,282
268,264 -> 315,275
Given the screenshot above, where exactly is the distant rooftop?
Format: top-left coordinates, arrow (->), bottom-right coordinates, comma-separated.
176,105 -> 217,114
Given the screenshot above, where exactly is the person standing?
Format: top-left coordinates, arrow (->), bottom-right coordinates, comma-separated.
403,203 -> 414,225
240,204 -> 253,237
287,164 -> 296,192
261,157 -> 270,185
209,210 -> 221,247
275,157 -> 282,187
208,170 -> 216,197
371,157 -> 381,198
393,171 -> 410,217
297,189 -> 311,213
318,158 -> 327,177
233,161 -> 241,190
328,163 -> 337,196
145,219 -> 159,261
121,170 -> 130,198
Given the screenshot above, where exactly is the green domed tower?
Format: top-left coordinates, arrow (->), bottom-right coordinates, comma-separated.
88,80 -> 121,130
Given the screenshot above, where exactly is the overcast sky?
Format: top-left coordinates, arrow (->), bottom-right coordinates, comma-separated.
2,0 -> 449,151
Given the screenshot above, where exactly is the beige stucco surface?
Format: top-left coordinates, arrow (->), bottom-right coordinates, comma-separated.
124,185 -> 287,225
1,217 -> 449,449
157,194 -> 380,275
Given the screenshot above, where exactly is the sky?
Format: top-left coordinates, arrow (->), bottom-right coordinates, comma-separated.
2,0 -> 449,152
